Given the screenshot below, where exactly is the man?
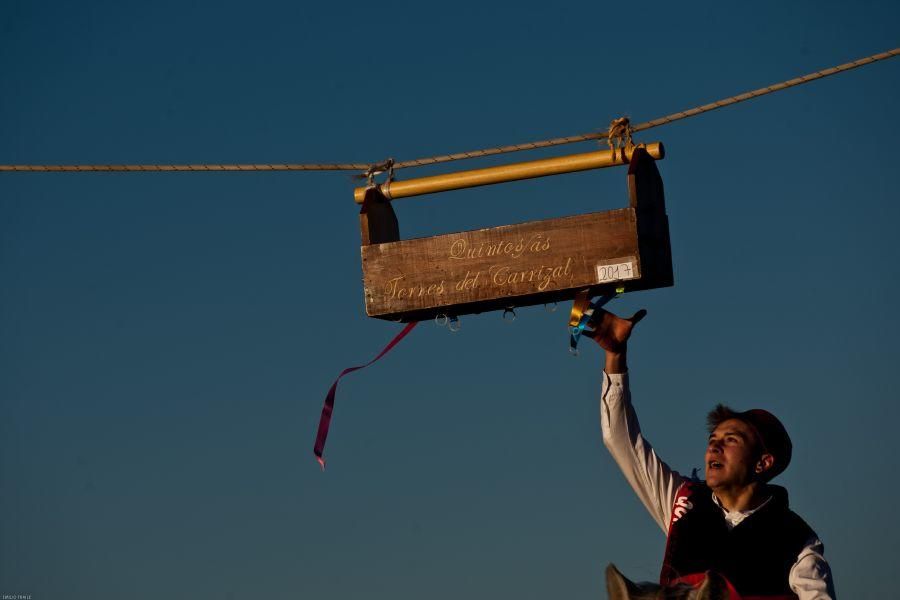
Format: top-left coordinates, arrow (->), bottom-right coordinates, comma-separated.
588,308 -> 835,599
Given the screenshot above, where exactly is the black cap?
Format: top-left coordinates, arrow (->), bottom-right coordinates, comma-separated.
707,405 -> 793,480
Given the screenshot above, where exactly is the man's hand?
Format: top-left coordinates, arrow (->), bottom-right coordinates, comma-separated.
584,309 -> 647,373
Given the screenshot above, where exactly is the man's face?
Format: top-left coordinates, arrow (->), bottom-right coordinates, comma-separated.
705,418 -> 763,491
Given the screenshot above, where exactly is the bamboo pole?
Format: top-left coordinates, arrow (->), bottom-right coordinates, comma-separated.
353,142 -> 664,203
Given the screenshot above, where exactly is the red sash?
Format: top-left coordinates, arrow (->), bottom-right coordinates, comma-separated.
671,572 -> 797,600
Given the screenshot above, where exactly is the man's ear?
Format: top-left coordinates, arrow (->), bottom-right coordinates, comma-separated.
755,453 -> 775,475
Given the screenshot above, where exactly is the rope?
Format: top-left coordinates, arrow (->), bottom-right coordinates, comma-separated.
394,47 -> 899,169
0,163 -> 371,172
1,47 -> 897,174
628,47 -> 900,136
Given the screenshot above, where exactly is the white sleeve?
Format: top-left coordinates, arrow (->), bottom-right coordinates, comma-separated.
790,536 -> 836,599
600,371 -> 685,533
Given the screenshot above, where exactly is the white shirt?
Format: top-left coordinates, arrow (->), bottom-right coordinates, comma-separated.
600,371 -> 836,599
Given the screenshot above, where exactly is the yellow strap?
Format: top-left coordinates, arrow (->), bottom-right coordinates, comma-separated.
568,289 -> 591,328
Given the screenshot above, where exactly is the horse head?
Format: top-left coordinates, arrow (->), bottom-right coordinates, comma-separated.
605,564 -> 730,600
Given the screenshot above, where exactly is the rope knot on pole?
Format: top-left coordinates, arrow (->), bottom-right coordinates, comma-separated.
607,116 -> 633,162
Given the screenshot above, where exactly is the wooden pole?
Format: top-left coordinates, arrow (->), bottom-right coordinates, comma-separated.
353,142 -> 664,203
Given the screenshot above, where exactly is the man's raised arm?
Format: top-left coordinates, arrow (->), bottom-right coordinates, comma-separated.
588,309 -> 685,532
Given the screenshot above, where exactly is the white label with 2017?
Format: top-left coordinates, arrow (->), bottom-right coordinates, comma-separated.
596,261 -> 637,283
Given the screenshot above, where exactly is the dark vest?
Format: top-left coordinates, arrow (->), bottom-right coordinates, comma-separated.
660,481 -> 814,597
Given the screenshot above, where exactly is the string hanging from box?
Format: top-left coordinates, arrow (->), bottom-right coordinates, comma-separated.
313,321 -> 418,470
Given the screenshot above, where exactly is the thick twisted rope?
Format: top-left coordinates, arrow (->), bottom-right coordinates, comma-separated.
1,47 -> 897,174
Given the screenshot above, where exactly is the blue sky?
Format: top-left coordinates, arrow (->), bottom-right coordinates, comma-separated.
2,1 -> 899,598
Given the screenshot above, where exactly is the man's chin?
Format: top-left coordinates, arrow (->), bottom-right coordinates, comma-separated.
705,472 -> 725,488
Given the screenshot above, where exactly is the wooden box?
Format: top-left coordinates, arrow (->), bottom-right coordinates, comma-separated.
358,147 -> 673,322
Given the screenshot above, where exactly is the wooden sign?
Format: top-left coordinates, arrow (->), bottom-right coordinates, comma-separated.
358,146 -> 673,322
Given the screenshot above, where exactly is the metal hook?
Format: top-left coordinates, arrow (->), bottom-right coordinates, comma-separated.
502,307 -> 516,323
448,315 -> 461,333
364,158 -> 395,189
386,159 -> 395,183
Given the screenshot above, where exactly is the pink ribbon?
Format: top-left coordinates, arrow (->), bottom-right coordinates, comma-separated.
313,321 -> 419,469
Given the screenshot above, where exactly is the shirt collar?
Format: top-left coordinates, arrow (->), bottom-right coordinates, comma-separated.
711,492 -> 773,530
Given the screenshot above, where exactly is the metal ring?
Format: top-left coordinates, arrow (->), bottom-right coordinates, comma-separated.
448,316 -> 461,333
502,307 -> 516,323
435,313 -> 448,327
